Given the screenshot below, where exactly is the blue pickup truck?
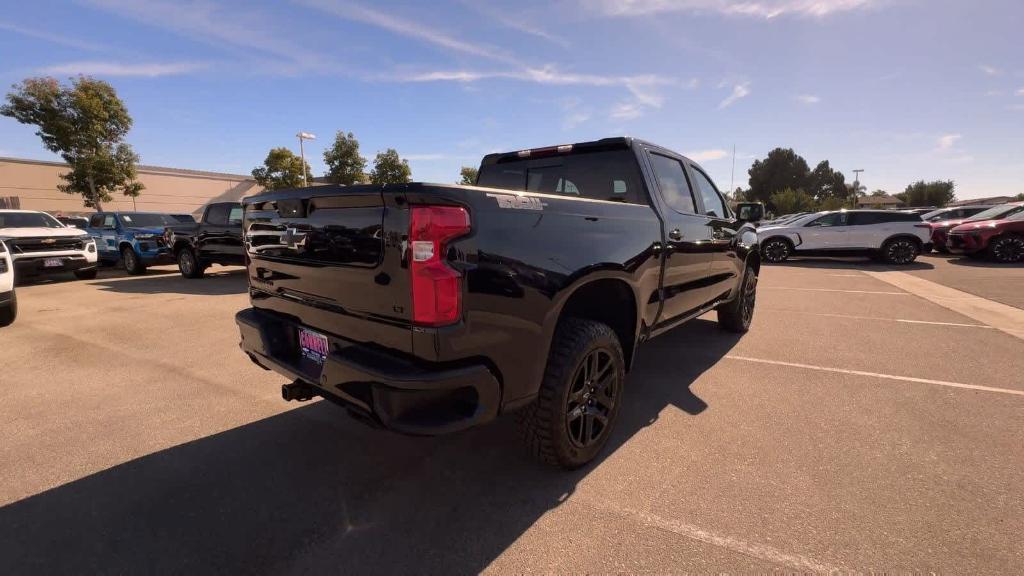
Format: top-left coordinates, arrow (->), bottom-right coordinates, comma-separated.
86,212 -> 183,274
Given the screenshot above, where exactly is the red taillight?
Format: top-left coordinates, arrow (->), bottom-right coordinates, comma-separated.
409,206 -> 470,327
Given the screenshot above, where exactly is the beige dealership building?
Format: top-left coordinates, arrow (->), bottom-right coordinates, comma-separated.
0,156 -> 262,216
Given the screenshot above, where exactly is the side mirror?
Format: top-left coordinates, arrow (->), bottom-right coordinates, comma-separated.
736,203 -> 765,223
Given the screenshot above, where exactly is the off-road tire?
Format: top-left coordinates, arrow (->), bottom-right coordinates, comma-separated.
717,264 -> 757,333
517,318 -> 625,470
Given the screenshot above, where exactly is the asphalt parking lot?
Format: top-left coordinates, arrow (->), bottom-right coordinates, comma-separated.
1,255 -> 1022,574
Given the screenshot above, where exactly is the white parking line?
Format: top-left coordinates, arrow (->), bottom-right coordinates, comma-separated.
726,355 -> 1024,397
762,287 -> 909,295
587,502 -> 846,573
863,271 -> 1024,340
761,309 -> 994,329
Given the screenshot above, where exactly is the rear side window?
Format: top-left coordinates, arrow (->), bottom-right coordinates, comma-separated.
806,212 -> 847,227
849,212 -> 885,225
689,166 -> 728,218
477,150 -> 646,204
228,206 -> 243,224
206,204 -> 230,226
89,214 -> 104,228
649,153 -> 696,214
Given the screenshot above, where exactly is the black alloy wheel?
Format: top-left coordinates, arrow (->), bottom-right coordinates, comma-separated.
565,348 -> 618,449
885,239 -> 919,265
762,239 -> 790,263
990,236 -> 1024,263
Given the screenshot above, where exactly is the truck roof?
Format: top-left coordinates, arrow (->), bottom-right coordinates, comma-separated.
480,136 -> 670,166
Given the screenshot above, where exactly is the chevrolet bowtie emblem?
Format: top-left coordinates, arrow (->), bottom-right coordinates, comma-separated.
41,238 -> 57,244
280,227 -> 307,250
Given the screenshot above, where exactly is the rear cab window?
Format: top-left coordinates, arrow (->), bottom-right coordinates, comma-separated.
477,149 -> 647,204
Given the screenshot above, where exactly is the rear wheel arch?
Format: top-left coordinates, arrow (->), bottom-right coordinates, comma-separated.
881,233 -> 923,248
552,277 -> 639,371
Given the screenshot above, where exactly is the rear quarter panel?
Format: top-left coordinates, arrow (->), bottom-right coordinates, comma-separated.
410,184 -> 663,406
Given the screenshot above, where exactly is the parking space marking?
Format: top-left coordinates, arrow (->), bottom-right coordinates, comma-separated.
725,356 -> 1024,397
864,271 -> 1024,340
761,309 -> 994,329
761,287 -> 909,295
586,502 -> 845,573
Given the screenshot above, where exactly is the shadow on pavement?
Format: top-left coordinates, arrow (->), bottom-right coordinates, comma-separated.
933,253 -> 1024,266
91,268 -> 248,296
0,318 -> 737,574
768,257 -> 935,271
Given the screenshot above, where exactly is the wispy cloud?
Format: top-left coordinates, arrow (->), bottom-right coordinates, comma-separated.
1016,87 -> 1024,96
588,0 -> 878,18
394,65 -> 677,98
560,97 -> 592,129
0,20 -> 107,51
796,94 -> 820,104
685,149 -> 729,162
460,1 -> 569,48
38,61 -> 208,77
978,64 -> 1002,76
297,0 -> 520,65
610,102 -> 643,120
718,82 -> 750,109
84,0 -> 332,71
936,133 -> 962,151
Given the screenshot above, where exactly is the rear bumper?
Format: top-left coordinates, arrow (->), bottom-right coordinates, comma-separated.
13,255 -> 96,276
236,307 -> 500,435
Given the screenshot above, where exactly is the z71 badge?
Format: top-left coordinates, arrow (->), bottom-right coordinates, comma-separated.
486,193 -> 546,211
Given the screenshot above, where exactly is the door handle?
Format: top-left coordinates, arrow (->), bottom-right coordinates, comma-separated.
668,228 -> 683,241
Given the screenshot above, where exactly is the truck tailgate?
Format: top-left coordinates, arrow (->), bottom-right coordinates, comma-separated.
243,187 -> 412,354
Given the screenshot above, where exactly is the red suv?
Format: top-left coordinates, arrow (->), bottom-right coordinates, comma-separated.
920,205 -> 996,252
946,202 -> 1024,263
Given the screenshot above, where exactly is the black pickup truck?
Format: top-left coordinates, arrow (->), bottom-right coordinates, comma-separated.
163,202 -> 245,278
235,137 -> 760,468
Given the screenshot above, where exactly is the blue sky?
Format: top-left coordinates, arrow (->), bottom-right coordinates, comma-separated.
1,0 -> 1022,199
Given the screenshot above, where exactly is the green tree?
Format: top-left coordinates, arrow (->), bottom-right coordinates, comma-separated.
1013,192 -> 1024,201
252,147 -> 311,191
459,166 -> 478,185
322,130 -> 366,185
747,148 -> 811,204
818,197 -> 847,211
869,189 -> 889,197
902,180 -> 956,207
370,149 -> 411,184
769,188 -> 816,214
1,76 -> 144,210
808,160 -> 847,202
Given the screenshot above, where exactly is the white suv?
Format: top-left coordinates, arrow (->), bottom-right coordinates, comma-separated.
0,210 -> 99,280
0,239 -> 14,326
758,210 -> 932,265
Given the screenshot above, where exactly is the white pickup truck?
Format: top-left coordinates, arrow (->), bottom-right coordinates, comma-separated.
0,210 -> 98,281
0,239 -> 14,326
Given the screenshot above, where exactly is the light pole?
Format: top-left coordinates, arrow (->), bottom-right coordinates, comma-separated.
852,169 -> 864,207
296,132 -> 316,187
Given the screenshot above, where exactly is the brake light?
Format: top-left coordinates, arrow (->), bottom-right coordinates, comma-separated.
409,206 -> 470,326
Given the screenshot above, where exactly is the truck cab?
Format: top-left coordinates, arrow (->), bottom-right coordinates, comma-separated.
87,212 -> 179,274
